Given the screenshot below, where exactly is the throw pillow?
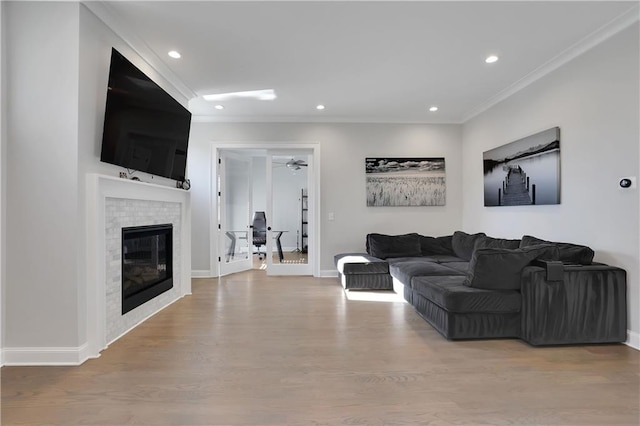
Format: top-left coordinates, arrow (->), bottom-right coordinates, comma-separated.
474,235 -> 521,250
464,244 -> 560,290
419,235 -> 454,256
451,231 -> 486,261
520,235 -> 594,265
367,233 -> 422,259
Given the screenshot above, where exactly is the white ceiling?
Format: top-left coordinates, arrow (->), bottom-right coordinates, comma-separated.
94,1 -> 638,124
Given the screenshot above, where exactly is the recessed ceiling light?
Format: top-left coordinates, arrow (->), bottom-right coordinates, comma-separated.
168,51 -> 181,59
485,55 -> 499,64
214,105 -> 224,110
203,89 -> 276,101
316,104 -> 325,110
429,106 -> 438,112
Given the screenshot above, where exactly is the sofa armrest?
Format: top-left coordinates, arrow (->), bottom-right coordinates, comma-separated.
520,264 -> 627,345
343,261 -> 390,275
334,253 -> 389,275
531,259 -> 564,282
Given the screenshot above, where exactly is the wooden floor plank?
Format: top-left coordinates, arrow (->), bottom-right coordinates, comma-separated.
2,271 -> 639,425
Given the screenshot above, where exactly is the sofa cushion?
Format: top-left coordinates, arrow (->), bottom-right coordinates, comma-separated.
334,253 -> 389,275
520,235 -> 594,265
387,256 -> 434,264
367,233 -> 422,259
389,261 -> 465,286
438,261 -> 470,274
419,235 -> 454,256
451,231 -> 486,261
474,235 -> 521,250
464,244 -> 559,290
412,275 -> 521,313
386,255 -> 465,265
427,254 -> 466,263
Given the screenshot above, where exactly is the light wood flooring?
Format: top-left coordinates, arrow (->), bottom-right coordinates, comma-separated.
2,271 -> 639,425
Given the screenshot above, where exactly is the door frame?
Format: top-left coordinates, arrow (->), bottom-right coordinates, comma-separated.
265,149 -> 313,276
210,142 -> 321,277
217,150 -> 254,276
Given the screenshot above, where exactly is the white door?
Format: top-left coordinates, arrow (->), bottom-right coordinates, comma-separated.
265,150 -> 313,275
218,151 -> 253,276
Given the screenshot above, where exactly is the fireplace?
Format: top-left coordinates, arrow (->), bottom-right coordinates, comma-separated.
122,224 -> 173,314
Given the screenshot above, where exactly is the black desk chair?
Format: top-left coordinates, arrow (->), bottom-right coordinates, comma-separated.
252,211 -> 267,260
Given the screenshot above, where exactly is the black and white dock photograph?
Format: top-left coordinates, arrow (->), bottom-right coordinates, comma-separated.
483,127 -> 561,206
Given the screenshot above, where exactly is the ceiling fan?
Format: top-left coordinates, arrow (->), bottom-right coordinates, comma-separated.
285,159 -> 308,170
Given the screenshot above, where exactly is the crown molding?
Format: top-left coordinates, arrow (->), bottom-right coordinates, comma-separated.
191,115 -> 459,125
82,1 -> 196,102
462,5 -> 640,123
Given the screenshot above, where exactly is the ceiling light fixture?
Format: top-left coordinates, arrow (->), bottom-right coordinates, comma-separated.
485,55 -> 499,64
429,106 -> 439,112
203,89 -> 277,101
316,104 -> 325,110
214,105 -> 224,110
168,51 -> 181,59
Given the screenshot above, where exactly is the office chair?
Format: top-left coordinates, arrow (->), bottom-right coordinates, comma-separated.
252,211 -> 267,260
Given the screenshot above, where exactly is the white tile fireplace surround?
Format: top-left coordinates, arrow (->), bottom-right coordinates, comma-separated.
105,199 -> 181,342
87,174 -> 191,360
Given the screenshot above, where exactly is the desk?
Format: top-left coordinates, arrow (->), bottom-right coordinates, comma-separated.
224,231 -> 247,262
273,231 -> 286,262
225,230 -> 287,263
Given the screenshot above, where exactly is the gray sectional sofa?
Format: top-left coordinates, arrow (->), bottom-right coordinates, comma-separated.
335,231 -> 627,345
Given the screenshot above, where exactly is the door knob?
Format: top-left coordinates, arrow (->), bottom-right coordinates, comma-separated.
267,226 -> 272,231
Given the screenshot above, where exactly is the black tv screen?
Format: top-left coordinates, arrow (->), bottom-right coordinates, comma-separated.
100,48 -> 191,181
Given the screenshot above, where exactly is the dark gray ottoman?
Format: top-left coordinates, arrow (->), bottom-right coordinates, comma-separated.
334,253 -> 393,290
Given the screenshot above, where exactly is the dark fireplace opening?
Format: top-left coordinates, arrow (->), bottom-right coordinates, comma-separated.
122,224 -> 173,314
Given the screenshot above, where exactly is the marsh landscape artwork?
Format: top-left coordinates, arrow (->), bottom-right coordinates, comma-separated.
483,127 -> 560,207
366,157 -> 446,206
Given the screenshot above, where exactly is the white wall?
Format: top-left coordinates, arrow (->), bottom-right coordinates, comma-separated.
461,24 -> 640,343
5,2 -> 81,348
187,123 -> 463,274
252,157 -> 267,215
2,2 -> 192,362
0,0 -> 5,365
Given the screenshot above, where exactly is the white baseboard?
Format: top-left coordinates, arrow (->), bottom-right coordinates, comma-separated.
625,330 -> 640,350
2,295 -> 189,366
320,269 -> 338,278
192,270 -> 213,278
2,343 -> 100,366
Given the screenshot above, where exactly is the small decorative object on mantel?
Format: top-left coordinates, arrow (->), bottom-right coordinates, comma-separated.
483,127 -> 560,207
176,179 -> 191,190
365,157 -> 446,206
119,170 -> 141,181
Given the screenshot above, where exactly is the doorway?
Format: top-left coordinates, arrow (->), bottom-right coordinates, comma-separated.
213,143 -> 319,277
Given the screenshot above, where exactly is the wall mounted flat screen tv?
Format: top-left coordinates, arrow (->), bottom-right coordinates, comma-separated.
100,48 -> 191,181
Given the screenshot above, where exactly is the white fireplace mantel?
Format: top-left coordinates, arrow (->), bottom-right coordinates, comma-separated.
86,174 -> 191,360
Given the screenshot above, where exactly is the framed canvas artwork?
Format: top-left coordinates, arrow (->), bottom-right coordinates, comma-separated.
483,127 -> 560,206
366,157 -> 445,206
